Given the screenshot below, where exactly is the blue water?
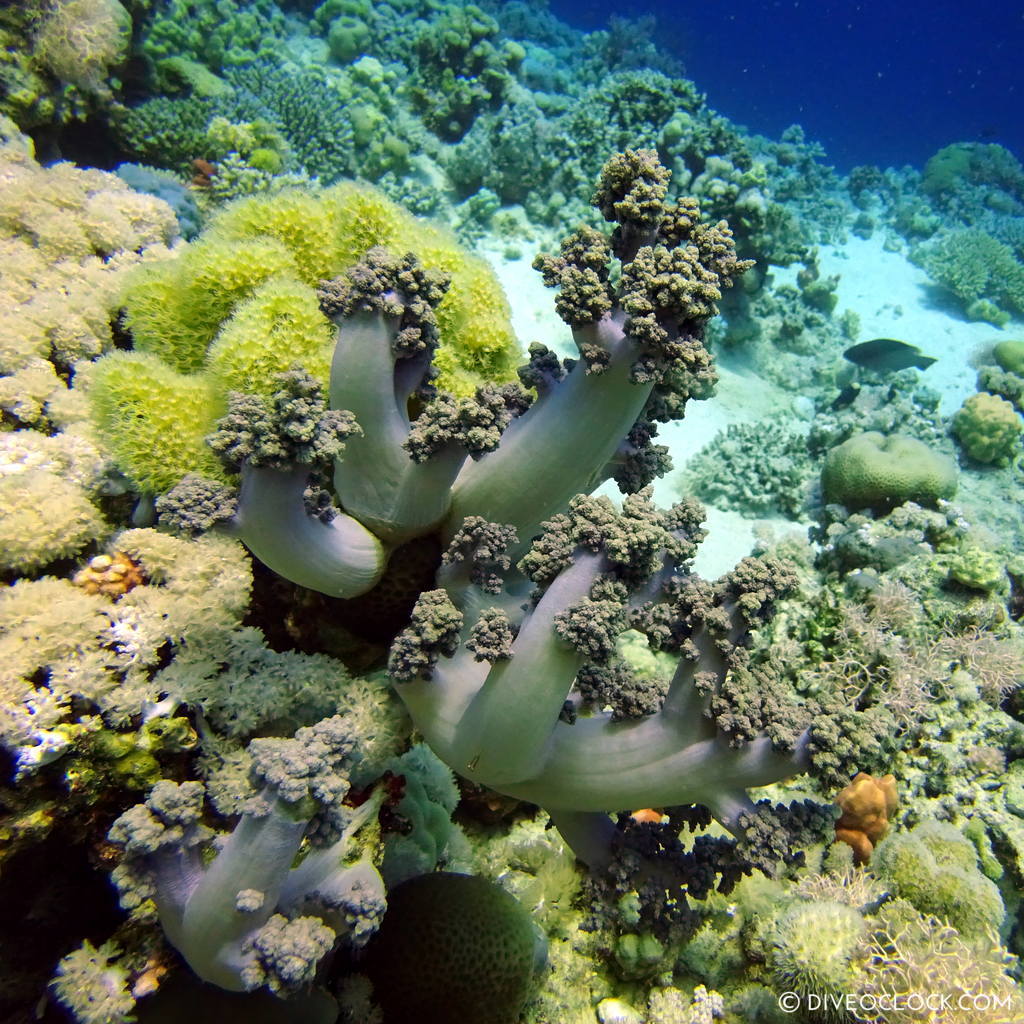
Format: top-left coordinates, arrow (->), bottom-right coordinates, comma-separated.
550,0 -> 1024,172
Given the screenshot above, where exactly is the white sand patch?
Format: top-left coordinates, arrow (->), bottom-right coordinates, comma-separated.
484,244 -> 810,574
781,234 -> 1020,416
482,233 -> 1023,573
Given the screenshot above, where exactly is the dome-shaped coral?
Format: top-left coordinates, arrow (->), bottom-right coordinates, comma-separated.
952,391 -> 1022,465
821,432 -> 957,511
364,872 -> 545,1024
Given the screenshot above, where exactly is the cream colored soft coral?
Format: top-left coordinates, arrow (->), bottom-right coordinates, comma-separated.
33,0 -> 131,94
0,116 -> 178,383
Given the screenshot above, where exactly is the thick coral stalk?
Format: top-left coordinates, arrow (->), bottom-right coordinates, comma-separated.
448,314 -> 648,552
329,310 -> 463,541
234,465 -> 386,597
177,798 -> 308,989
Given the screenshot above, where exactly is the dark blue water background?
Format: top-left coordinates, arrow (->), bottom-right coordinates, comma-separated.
549,0 -> 1024,172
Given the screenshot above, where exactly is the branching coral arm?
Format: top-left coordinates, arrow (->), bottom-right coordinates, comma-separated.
205,370 -> 388,598
321,252 -> 464,542
451,551 -> 606,784
234,464 -> 386,597
449,149 -> 750,553
448,314 -> 651,551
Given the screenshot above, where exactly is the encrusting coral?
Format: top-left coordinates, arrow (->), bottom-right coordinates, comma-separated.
833,771 -> 897,864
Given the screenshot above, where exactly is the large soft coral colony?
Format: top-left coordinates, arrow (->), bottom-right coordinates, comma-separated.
85,147 -> 888,926
4,66 -> 1024,1018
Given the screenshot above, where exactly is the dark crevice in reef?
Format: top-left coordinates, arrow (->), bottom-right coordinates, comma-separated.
247,532 -> 444,666
0,830 -> 122,1023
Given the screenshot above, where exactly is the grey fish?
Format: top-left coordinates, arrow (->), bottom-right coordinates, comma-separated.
844,338 -> 937,372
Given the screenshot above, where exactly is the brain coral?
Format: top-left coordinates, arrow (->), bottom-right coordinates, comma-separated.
364,872 -> 544,1024
821,432 -> 958,512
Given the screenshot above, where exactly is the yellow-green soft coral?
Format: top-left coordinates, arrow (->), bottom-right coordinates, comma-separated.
0,425 -> 110,574
0,469 -> 105,574
91,183 -> 521,492
33,0 -> 130,95
0,528 -> 251,773
0,123 -> 181,573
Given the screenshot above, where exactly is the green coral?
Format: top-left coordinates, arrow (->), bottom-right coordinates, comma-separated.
872,820 -> 1006,940
993,339 -> 1024,375
114,59 -> 410,188
912,228 -> 1024,321
153,55 -> 233,100
407,4 -> 522,141
90,183 -> 520,492
110,95 -> 217,173
952,392 -> 1023,466
0,7 -> 59,130
675,856 -> 1024,1024
364,872 -> 545,1024
0,467 -> 105,574
922,142 -> 1024,199
0,0 -> 127,135
378,743 -> 471,887
33,0 -> 130,95
946,547 -> 1008,594
977,365 -> 1024,414
769,900 -> 866,1006
326,3 -> 372,64
820,431 -> 958,512
141,0 -> 287,73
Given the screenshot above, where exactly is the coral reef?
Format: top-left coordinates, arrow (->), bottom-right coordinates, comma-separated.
952,392 -> 1023,466
1,3 -> 1024,1022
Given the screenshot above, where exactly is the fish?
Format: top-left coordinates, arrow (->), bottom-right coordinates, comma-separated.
843,338 -> 937,372
831,382 -> 862,409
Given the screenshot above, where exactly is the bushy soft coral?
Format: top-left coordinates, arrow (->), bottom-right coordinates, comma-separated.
108,716 -> 387,994
89,182 -> 520,492
50,939 -> 136,1024
85,150 -> 884,881
0,116 -> 177,378
33,0 -> 130,95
